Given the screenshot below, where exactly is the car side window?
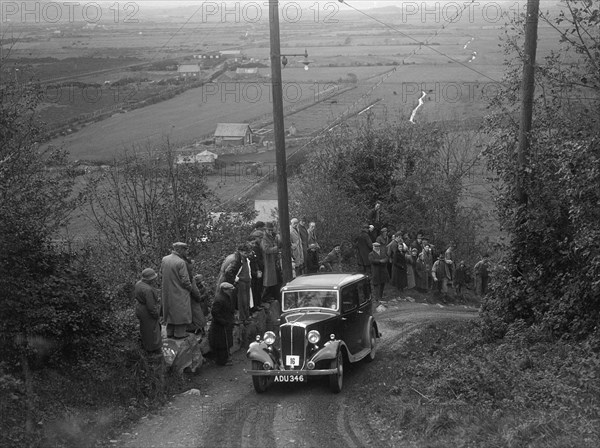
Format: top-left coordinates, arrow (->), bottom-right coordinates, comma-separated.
358,280 -> 368,305
341,284 -> 358,313
362,281 -> 371,303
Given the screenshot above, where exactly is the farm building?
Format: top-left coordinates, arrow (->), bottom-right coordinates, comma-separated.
214,123 -> 253,146
236,67 -> 258,75
176,149 -> 218,166
219,50 -> 243,62
177,64 -> 201,77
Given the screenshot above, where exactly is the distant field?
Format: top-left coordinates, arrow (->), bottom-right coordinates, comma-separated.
44,80 -> 319,161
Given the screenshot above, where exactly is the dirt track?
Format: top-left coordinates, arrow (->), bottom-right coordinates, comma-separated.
115,302 -> 478,448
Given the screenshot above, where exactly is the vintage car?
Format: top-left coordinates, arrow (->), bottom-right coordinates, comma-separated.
245,273 -> 380,393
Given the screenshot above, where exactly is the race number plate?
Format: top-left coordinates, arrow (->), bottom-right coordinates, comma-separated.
274,374 -> 305,383
285,355 -> 300,367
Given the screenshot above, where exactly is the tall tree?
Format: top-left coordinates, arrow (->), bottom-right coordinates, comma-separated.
482,0 -> 600,340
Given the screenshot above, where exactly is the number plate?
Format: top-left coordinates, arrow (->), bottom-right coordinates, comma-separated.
274,374 -> 305,383
285,355 -> 300,367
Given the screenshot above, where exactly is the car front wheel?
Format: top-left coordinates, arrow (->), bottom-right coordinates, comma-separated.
252,361 -> 272,393
329,351 -> 344,393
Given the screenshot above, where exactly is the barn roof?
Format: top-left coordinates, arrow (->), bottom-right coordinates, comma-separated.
214,123 -> 252,137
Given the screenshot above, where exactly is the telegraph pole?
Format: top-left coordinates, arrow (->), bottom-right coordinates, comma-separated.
517,0 -> 540,206
268,0 -> 293,283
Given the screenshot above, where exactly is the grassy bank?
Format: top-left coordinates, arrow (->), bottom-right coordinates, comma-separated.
356,320 -> 600,447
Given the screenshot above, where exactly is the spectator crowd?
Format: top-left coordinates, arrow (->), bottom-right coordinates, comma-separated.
134,204 -> 491,364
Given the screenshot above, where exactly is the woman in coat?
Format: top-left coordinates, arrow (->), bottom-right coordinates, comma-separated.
390,242 -> 407,291
415,251 -> 429,292
208,282 -> 236,366
134,268 -> 162,352
406,248 -> 417,289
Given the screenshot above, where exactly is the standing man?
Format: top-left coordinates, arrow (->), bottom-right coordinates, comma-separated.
298,217 -> 309,274
356,224 -> 373,274
369,242 -> 389,301
261,222 -> 281,303
421,243 -> 434,291
474,253 -> 490,296
290,218 -> 304,276
306,221 -> 320,273
216,244 -> 253,323
134,268 -> 162,352
161,242 -> 193,339
432,253 -> 451,299
248,222 -> 265,306
368,201 -> 384,236
454,260 -> 468,297
445,241 -> 457,284
209,282 -> 236,366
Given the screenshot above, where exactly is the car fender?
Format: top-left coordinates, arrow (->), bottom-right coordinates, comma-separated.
368,316 -> 381,338
246,342 -> 277,368
310,340 -> 343,364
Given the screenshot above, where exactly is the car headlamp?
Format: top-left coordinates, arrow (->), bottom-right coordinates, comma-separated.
263,331 -> 276,345
307,330 -> 321,344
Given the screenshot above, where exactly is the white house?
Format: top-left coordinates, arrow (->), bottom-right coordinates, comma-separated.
176,149 -> 218,165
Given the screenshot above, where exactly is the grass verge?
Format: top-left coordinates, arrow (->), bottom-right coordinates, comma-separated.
355,320 -> 600,447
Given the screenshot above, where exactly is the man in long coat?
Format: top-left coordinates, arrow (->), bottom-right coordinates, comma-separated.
306,221 -> 320,273
290,218 -> 304,276
298,217 -> 309,274
134,268 -> 162,352
209,282 -> 236,366
249,222 -> 265,306
161,242 -> 193,339
356,224 -> 373,274
369,242 -> 389,301
261,222 -> 281,303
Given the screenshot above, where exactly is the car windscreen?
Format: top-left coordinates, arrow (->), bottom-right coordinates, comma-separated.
282,290 -> 338,311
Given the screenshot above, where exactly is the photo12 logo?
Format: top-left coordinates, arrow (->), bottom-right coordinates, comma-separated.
200,1 -> 340,24
200,81 -> 340,104
399,1 -> 522,24
1,1 -> 139,24
401,81 -> 503,103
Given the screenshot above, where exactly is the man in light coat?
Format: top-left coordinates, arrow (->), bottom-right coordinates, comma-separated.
261,222 -> 281,303
161,242 -> 193,339
290,218 -> 304,276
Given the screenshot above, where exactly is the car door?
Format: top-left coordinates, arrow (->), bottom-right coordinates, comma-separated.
357,279 -> 372,350
340,283 -> 360,354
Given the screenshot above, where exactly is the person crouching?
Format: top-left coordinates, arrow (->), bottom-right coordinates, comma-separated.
208,282 -> 236,366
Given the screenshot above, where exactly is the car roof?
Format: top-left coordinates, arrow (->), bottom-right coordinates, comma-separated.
281,273 -> 366,291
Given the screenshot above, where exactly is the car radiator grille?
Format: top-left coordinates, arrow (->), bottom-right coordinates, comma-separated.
280,324 -> 306,370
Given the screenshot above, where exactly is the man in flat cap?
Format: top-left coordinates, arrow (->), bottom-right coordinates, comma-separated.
356,224 -> 373,274
160,242 -> 193,339
369,242 -> 389,301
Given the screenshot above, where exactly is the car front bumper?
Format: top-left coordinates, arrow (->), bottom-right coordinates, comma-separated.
244,368 -> 337,376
